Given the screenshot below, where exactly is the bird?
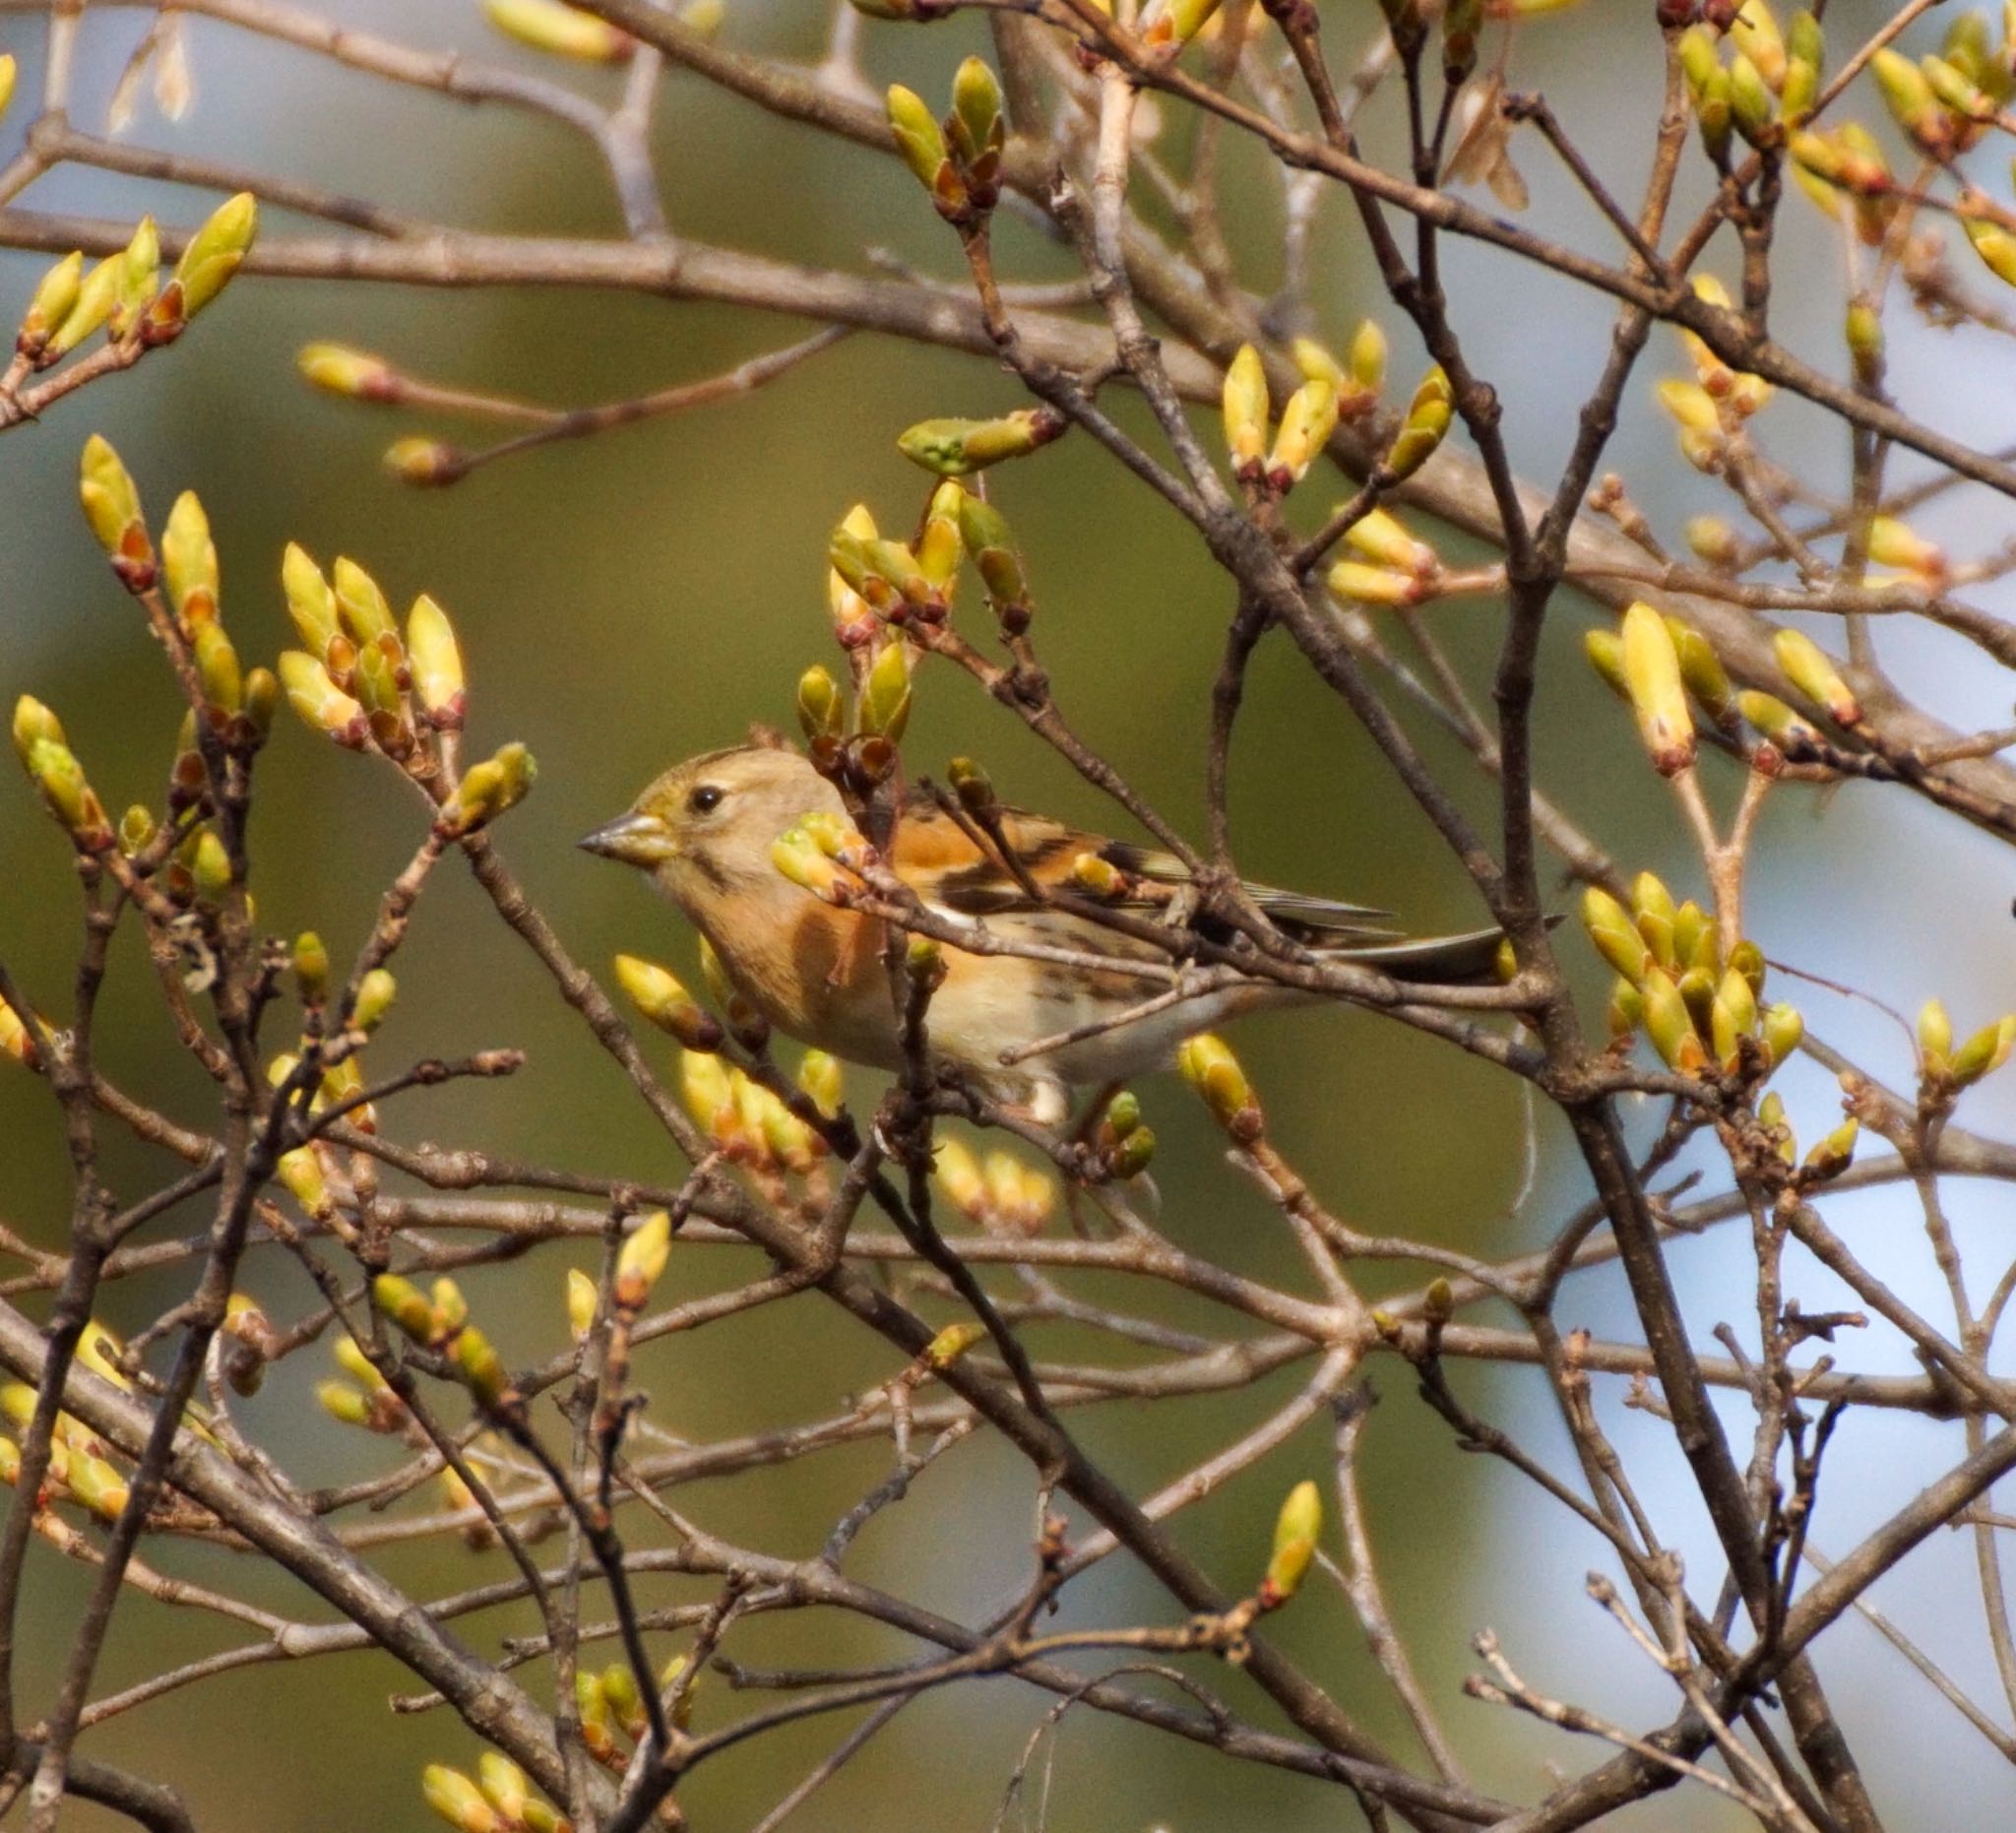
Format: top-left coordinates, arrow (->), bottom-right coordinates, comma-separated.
580,741 -> 1507,1127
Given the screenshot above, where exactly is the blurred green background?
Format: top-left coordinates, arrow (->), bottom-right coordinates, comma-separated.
2,2 -> 2013,1826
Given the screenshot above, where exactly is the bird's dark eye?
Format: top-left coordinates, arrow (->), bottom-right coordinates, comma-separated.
687,785 -> 724,816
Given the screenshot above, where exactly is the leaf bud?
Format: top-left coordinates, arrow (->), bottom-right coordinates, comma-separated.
1262,1479 -> 1322,1605
1772,628 -> 1861,725
615,953 -> 724,1051
481,0 -> 633,62
1177,1032 -> 1261,1138
171,191 -> 257,322
1382,366 -> 1452,479
1221,343 -> 1270,475
614,1210 -> 673,1310
1620,601 -> 1695,775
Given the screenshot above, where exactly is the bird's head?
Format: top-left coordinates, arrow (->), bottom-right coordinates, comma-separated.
579,740 -> 843,919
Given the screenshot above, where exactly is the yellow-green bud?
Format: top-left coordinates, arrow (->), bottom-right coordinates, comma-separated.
331,556 -> 395,647
1737,689 -> 1820,750
170,191 -> 257,322
441,744 -> 537,835
11,695 -> 65,770
193,621 -> 241,715
1325,560 -> 1425,608
887,84 -> 967,218
1711,967 -> 1758,1068
614,1209 -> 672,1311
372,1273 -> 438,1345
1950,1015 -> 2016,1088
422,1763 -> 505,1833
1266,378 -> 1338,488
475,1754 -> 530,1827
17,250 -> 83,360
43,253 -> 120,360
924,1321 -> 987,1369
107,217 -> 159,341
1344,508 -> 1438,577
281,544 -> 341,658
797,664 -> 844,742
1803,1116 -> 1858,1178
1263,1479 -> 1322,1604
279,652 -> 368,748
797,1048 -> 844,1118
1142,0 -> 1224,49
1773,628 -> 1860,725
1642,967 -> 1707,1073
1920,997 -> 1954,1070
454,1326 -> 508,1406
27,739 -> 111,849
1782,11 -> 1822,123
1871,47 -> 1944,150
1762,1001 -> 1804,1067
1177,1032 -> 1260,1137
315,1380 -> 372,1427
1583,886 -> 1653,983
1349,318 -> 1387,394
956,493 -> 1029,621
1866,515 -> 1944,579
298,342 -> 400,401
1963,216 -> 2016,288
897,410 -> 1062,477
350,968 -> 396,1033
566,1267 -> 598,1340
406,595 -> 467,728
78,434 -> 154,586
276,1144 -> 333,1220
859,641 -> 912,743
1729,52 -> 1780,149
1620,601 -> 1695,775
614,953 -> 723,1051
161,490 -> 219,629
1383,367 -> 1452,479
481,0 -> 633,61
68,1452 -> 131,1522
1584,627 -> 1627,697
1222,344 -> 1270,474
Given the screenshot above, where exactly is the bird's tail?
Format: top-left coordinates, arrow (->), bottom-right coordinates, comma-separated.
1321,916 -> 1559,985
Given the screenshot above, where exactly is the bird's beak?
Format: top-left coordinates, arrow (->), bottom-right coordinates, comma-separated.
578,810 -> 676,868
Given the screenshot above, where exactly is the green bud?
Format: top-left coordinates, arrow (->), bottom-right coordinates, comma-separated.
161,490 -> 219,628
43,253 -> 121,360
1443,0 -> 1483,81
1584,628 -> 1627,697
1920,997 -> 1954,1069
78,434 -> 154,585
193,620 -> 242,715
1728,938 -> 1765,995
794,664 -> 844,744
107,217 -> 159,341
27,738 -> 111,849
1773,628 -> 1861,725
1803,1116 -> 1858,1179
1263,1479 -> 1322,1604
1606,977 -> 1645,1040
797,1048 -> 844,1118
482,0 -> 633,62
1729,52 -> 1780,149
170,191 -> 257,322
331,556 -> 395,647
1383,367 -> 1452,479
1642,966 -> 1707,1073
422,1763 -> 505,1833
117,804 -> 155,855
277,1144 -> 333,1220
887,83 -> 967,219
615,953 -> 724,1051
1737,689 -> 1820,751
454,1326 -> 509,1406
1105,1123 -> 1156,1180
614,1209 -> 672,1310
859,642 -> 912,742
1583,886 -> 1653,983
1620,601 -> 1694,775
278,651 -> 367,747
475,1754 -> 530,1826
1349,319 -> 1387,394
1142,0 -> 1224,48
441,743 -> 537,835
372,1273 -> 438,1345
1222,344 -> 1270,473
315,1379 -> 371,1427
406,595 -> 467,727
1666,617 -> 1735,726
17,250 -> 83,360
11,695 -> 65,769
1266,378 -> 1338,488
298,342 -> 399,400
1177,1032 -> 1261,1137
351,968 -> 397,1033
1870,48 -> 1944,150
1762,1001 -> 1803,1068
1782,13 -> 1822,124
948,55 -> 1005,194
281,544 -> 341,657
1711,967 -> 1758,1068
897,409 -> 1063,477
1950,1015 -> 2016,1088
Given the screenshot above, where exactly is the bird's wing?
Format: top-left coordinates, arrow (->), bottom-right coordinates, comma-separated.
895,790 -> 1399,943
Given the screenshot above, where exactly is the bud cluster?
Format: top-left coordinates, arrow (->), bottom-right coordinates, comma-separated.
888,55 -> 1004,227
1583,873 -> 1798,1080
677,1049 -> 829,1180
421,1752 -> 572,1833
933,1137 -> 1058,1235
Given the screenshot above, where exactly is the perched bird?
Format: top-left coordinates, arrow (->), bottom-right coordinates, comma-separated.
581,741 -> 1505,1126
